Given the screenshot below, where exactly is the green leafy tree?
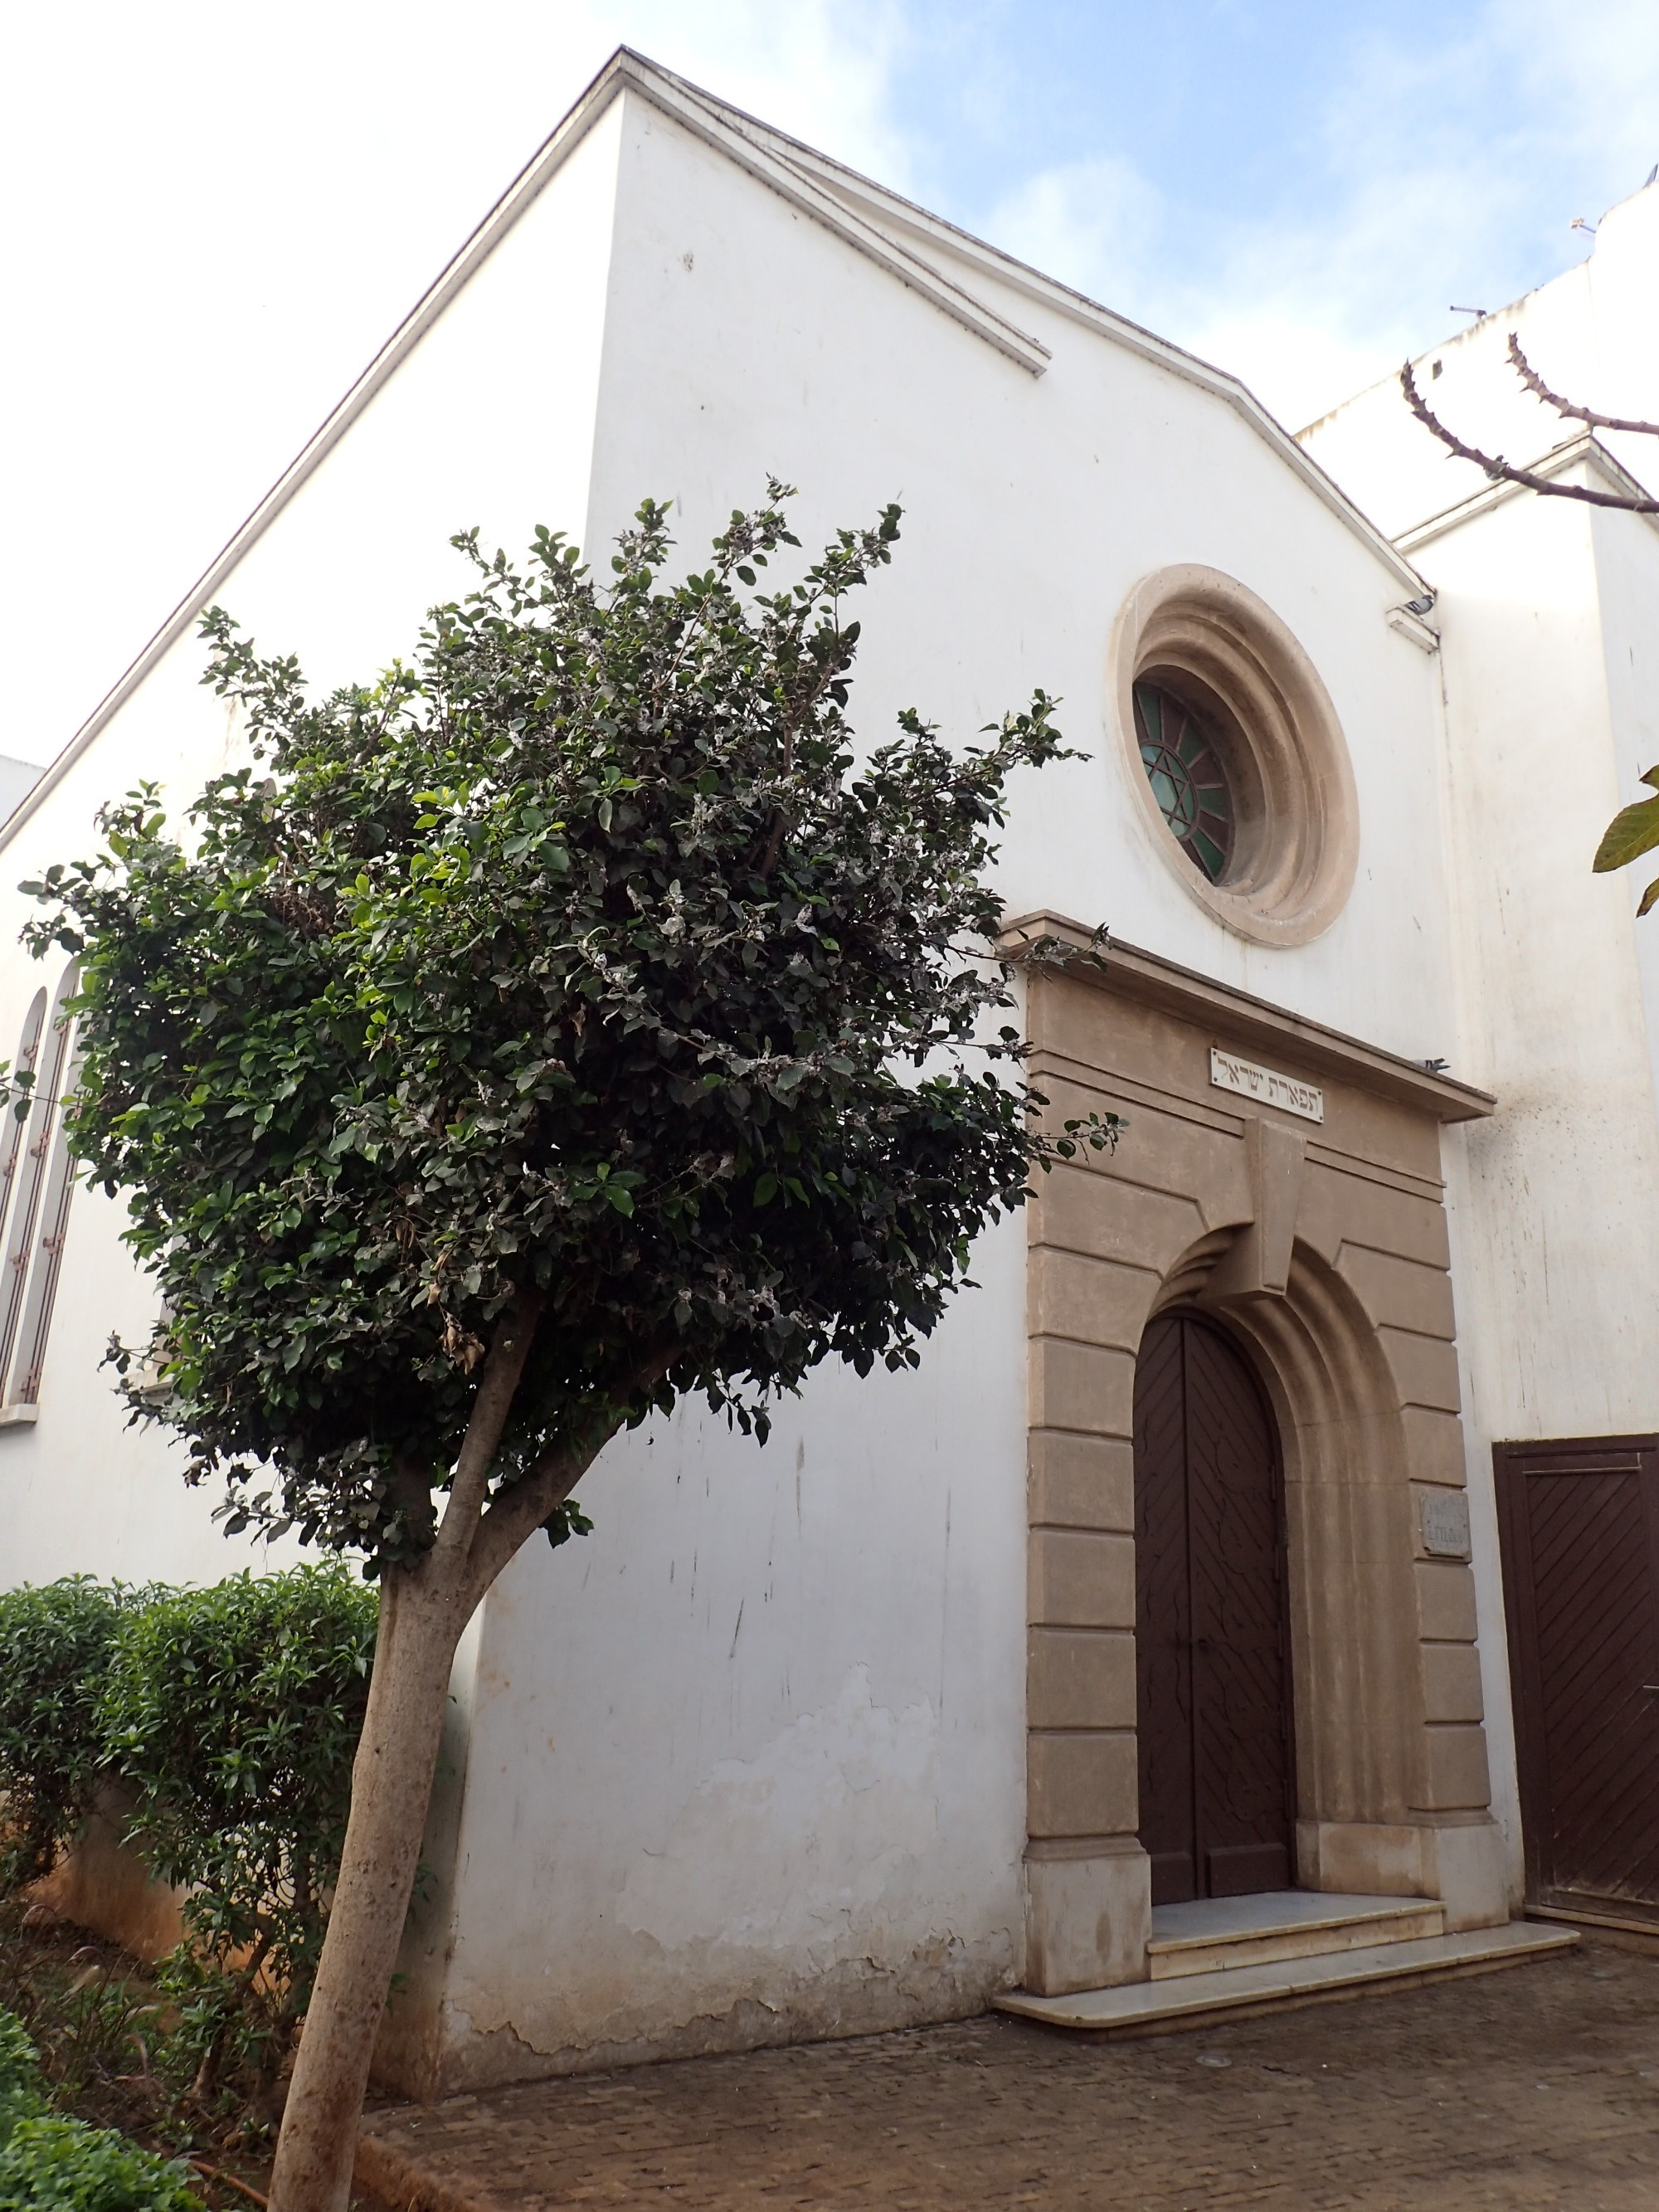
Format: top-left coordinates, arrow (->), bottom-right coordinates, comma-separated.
27,488 -> 1116,2212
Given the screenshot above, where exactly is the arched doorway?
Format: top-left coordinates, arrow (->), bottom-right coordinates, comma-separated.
1135,1310 -> 1294,1906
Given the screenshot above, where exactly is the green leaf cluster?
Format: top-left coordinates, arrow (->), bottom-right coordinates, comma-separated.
1594,763 -> 1659,915
0,1582 -> 133,1890
0,2010 -> 202,2211
0,2007 -> 42,2153
27,485 -> 1117,1566
0,2113 -> 204,2211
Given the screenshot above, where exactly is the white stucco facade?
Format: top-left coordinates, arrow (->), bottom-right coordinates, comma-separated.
5,51 -> 1658,2086
1301,204 -> 1659,1903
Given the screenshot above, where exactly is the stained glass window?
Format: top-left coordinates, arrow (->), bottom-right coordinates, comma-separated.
1133,681 -> 1235,883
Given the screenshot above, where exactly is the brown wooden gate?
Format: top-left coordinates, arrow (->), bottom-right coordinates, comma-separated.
1496,1436 -> 1659,1922
1135,1310 -> 1293,1905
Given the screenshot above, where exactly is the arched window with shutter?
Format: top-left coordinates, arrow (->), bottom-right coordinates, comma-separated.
0,967 -> 78,1411
0,990 -> 47,1255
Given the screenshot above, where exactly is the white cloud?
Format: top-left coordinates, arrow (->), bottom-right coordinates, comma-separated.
964,0 -> 1659,434
985,153 -> 1160,304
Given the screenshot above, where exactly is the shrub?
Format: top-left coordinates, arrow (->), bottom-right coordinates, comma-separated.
0,2114 -> 204,2210
0,1566 -> 376,2117
0,1581 -> 132,1888
100,1566 -> 377,2105
0,2008 -> 44,2151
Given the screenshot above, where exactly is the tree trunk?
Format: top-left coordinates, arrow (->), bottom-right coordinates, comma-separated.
267,1558 -> 465,2212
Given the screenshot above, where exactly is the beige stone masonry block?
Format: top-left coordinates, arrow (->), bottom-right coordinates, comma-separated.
1028,1730 -> 1139,1838
1024,1844 -> 1151,1994
1297,1165 -> 1451,1270
1030,984 -> 1443,1184
1422,1815 -> 1510,1930
1378,1327 -> 1462,1413
1318,1092 -> 1445,1185
1400,1405 -> 1467,1488
1421,1642 -> 1485,1724
1026,1166 -> 1207,1272
1028,1628 -> 1136,1730
1029,1433 -> 1134,1532
1418,1723 -> 1491,1812
1029,1529 -> 1136,1628
1047,1091 -> 1250,1232
1029,1337 -> 1136,1437
1031,977 -> 1205,1098
1028,1249 -> 1157,1352
1297,1820 -> 1428,1897
1337,1245 -> 1457,1339
1415,1561 -> 1478,1643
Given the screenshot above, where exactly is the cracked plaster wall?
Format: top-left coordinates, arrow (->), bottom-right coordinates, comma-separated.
423,1207 -> 1030,2087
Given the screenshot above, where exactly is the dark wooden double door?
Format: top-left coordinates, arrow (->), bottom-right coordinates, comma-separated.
1496,1437 -> 1659,1922
1135,1312 -> 1294,1906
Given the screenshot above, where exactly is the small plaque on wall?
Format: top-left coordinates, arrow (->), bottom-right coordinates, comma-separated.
1209,1045 -> 1324,1123
1420,1489 -> 1472,1559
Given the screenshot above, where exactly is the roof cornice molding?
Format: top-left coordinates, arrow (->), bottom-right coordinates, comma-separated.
999,912 -> 1496,1123
620,56 -> 1050,374
654,68 -> 1423,597
1395,431 -> 1659,553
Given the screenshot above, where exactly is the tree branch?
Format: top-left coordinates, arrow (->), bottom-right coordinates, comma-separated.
1399,359 -> 1659,513
1508,334 -> 1659,438
462,1346 -> 679,1607
461,1435 -> 602,1611
433,1289 -> 545,1557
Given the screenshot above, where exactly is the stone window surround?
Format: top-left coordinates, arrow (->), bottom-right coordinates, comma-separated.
1110,566 -> 1360,948
1001,915 -> 1503,1996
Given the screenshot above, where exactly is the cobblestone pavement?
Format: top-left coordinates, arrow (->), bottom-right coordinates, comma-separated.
358,1937 -> 1659,2210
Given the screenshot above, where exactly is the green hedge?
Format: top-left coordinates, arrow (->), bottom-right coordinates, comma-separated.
0,1581 -> 134,1891
0,1565 -> 377,2108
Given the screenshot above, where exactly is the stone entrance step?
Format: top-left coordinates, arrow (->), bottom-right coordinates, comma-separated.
1147,1889 -> 1445,1980
993,1921 -> 1578,2038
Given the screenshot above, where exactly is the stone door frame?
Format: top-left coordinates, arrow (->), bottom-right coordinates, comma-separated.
1005,915 -> 1506,1996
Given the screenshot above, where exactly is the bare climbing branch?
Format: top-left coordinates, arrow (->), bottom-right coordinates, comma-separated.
1508,334 -> 1659,439
1399,359 -> 1659,514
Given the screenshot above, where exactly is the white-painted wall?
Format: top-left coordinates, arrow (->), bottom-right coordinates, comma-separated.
1303,192 -> 1659,1902
1299,180 -> 1659,542
1423,479 -> 1659,1895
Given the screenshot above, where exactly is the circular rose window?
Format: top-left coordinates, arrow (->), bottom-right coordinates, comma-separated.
1133,681 -> 1235,884
1110,567 -> 1358,947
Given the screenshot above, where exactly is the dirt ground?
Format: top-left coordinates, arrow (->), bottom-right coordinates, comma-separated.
356,1934 -> 1659,2211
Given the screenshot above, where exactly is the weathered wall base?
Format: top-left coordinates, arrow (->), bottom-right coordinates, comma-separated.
28,1789 -> 182,1961
426,1935 -> 1015,2093
1298,1814 -> 1507,1929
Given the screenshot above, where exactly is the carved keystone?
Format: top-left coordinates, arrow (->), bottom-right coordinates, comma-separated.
1204,1116 -> 1306,1300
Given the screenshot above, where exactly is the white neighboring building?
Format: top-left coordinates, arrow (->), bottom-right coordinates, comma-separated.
2,52 -> 1656,2088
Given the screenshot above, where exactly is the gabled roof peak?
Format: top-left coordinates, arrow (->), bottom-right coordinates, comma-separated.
5,44 -> 1418,856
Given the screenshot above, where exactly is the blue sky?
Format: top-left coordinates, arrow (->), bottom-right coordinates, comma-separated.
4,0 -> 1658,757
